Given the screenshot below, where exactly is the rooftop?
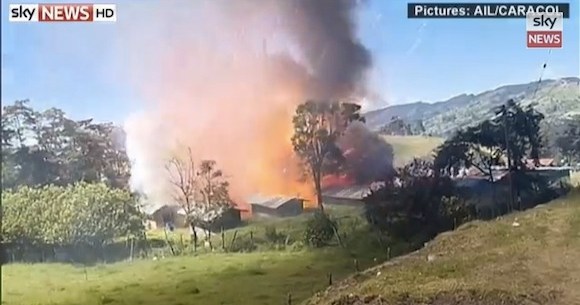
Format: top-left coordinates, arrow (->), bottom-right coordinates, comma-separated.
247,195 -> 302,209
322,185 -> 373,200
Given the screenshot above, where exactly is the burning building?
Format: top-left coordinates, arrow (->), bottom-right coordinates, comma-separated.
248,195 -> 305,218
121,0 -> 393,208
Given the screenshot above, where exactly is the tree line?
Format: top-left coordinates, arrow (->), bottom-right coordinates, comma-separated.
1,99 -> 131,189
2,97 -> 576,263
1,100 -> 141,263
364,100 -> 576,247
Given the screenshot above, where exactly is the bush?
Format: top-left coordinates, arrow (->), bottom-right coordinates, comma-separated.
1,183 -> 144,247
229,234 -> 257,253
264,225 -> 285,244
364,159 -> 466,242
439,196 -> 476,230
303,212 -> 337,248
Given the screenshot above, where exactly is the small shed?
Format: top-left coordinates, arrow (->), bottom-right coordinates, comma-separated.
206,207 -> 244,232
248,195 -> 304,218
322,185 -> 373,207
143,204 -> 187,230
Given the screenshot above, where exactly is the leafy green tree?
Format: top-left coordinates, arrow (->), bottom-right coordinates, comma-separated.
303,211 -> 337,248
1,183 -> 144,247
291,100 -> 363,209
1,100 -> 131,189
434,100 -> 546,210
379,116 -> 413,136
555,120 -> 580,164
434,121 -> 503,181
364,159 -> 471,243
435,100 -> 544,177
414,119 -> 426,135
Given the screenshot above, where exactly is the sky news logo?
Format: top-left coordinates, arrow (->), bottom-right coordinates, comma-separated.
9,3 -> 117,22
526,13 -> 563,48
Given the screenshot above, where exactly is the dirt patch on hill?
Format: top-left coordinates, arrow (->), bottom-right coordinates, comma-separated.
327,289 -> 561,305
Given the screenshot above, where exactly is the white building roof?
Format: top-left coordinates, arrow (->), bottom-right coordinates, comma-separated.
247,194 -> 300,209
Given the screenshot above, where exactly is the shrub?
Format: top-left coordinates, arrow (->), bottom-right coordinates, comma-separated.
229,235 -> 257,253
439,196 -> 476,230
303,212 -> 337,248
364,159 -> 465,242
1,183 -> 144,247
264,225 -> 285,244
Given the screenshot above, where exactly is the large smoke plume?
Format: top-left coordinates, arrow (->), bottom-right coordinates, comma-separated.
119,0 -> 389,207
336,121 -> 395,184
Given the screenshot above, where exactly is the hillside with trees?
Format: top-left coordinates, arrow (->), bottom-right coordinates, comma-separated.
365,77 -> 580,139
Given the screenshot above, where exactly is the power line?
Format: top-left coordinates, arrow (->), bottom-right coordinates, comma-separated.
531,49 -> 553,100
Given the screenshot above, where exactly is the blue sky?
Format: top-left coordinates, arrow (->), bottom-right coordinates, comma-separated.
2,0 -> 579,123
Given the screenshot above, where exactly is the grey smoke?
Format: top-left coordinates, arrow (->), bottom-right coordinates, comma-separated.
120,0 -> 378,201
278,0 -> 372,98
337,121 -> 395,184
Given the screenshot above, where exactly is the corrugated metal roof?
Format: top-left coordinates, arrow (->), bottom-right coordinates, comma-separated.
142,203 -> 184,215
322,185 -> 372,200
247,195 -> 299,209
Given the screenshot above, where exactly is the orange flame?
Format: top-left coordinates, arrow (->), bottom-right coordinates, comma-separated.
119,3 -> 346,211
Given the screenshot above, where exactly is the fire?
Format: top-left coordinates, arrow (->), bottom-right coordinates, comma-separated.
120,1 -> 374,211
235,95 -> 317,208
321,174 -> 356,189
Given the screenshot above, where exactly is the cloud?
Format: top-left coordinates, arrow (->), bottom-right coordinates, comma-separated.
405,21 -> 428,56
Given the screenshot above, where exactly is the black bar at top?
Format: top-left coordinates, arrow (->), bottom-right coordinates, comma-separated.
408,3 -> 570,18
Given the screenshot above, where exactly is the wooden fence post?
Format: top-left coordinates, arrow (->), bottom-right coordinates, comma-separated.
354,258 -> 359,272
250,231 -> 254,249
193,228 -> 198,253
328,272 -> 333,286
230,230 -> 238,251
221,227 -> 226,251
287,293 -> 292,305
129,238 -> 134,261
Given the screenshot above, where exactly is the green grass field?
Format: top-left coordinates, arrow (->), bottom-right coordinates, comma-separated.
144,206 -> 369,253
306,191 -> 580,305
381,135 -> 444,166
2,250 -> 375,305
2,207 -> 409,305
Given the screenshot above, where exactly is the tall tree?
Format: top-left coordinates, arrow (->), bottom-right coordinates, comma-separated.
434,100 -> 546,210
165,148 -> 232,237
291,100 -> 363,209
1,100 -> 131,189
435,100 -> 544,178
555,120 -> 580,165
379,116 -> 413,136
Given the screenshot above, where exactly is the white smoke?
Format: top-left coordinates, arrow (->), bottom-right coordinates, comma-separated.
123,111 -> 176,205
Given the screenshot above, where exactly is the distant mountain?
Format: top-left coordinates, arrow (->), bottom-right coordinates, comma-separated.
365,77 -> 580,137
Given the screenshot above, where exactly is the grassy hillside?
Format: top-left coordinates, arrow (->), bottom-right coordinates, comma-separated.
145,206 -> 366,251
2,207 -> 411,305
305,191 -> 580,305
366,77 -> 580,137
382,135 -> 444,167
3,251 -> 369,305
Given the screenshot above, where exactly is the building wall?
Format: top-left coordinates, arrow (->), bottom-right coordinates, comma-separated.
151,206 -> 187,229
251,199 -> 304,218
276,199 -> 304,217
251,204 -> 278,218
208,208 -> 242,231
